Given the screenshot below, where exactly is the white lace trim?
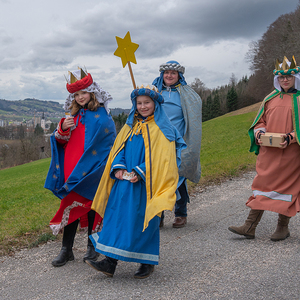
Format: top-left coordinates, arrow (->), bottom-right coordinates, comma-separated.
64,82 -> 113,113
50,201 -> 84,235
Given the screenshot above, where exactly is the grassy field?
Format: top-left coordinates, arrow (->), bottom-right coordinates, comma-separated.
199,110 -> 257,186
0,107 -> 259,255
0,159 -> 60,255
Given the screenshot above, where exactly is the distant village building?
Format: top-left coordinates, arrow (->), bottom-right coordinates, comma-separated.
26,119 -> 34,127
34,116 -> 41,127
45,120 -> 52,130
0,119 -> 7,127
41,112 -> 45,130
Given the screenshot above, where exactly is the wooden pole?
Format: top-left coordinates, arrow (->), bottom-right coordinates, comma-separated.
127,61 -> 136,89
124,48 -> 136,89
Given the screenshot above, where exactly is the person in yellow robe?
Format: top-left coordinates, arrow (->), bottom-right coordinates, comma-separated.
86,85 -> 186,279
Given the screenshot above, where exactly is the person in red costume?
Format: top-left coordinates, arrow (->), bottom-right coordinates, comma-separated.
45,68 -> 116,267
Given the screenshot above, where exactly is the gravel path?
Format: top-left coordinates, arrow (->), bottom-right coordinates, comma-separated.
1,171 -> 300,300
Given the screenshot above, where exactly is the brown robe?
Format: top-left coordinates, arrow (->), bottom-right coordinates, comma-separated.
247,93 -> 300,216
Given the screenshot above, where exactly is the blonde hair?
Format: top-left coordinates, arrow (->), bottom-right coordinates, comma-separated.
69,92 -> 102,115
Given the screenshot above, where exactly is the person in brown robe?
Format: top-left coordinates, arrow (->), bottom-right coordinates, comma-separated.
228,56 -> 300,241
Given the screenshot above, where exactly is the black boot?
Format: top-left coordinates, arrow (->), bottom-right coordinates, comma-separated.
83,210 -> 99,262
51,246 -> 74,267
52,220 -> 79,267
86,256 -> 118,277
134,264 -> 154,279
83,242 -> 99,262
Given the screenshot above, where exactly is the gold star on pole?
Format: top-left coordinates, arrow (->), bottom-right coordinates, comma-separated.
114,31 -> 139,67
114,31 -> 139,89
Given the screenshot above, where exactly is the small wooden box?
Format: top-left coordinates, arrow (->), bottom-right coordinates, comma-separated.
260,132 -> 284,147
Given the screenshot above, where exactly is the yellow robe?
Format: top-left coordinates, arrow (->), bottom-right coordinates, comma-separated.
92,116 -> 179,231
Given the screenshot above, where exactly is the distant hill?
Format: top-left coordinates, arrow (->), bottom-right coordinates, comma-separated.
110,107 -> 131,116
0,99 -> 64,122
0,98 -> 130,122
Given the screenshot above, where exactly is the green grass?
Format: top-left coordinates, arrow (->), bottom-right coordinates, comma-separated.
0,158 -> 60,254
199,111 -> 257,186
0,109 -> 258,255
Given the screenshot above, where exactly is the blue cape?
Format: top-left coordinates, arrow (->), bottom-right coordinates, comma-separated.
153,62 -> 202,183
126,87 -> 186,167
44,107 -> 116,200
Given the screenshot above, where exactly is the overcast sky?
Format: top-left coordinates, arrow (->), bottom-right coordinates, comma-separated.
0,0 -> 299,109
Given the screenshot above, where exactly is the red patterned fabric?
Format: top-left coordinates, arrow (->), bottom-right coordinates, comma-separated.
50,191 -> 102,234
50,112 -> 102,235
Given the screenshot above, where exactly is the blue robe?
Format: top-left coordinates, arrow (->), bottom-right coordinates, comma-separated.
90,121 -> 160,265
161,86 -> 186,189
152,77 -> 202,183
90,88 -> 186,265
162,87 -> 186,137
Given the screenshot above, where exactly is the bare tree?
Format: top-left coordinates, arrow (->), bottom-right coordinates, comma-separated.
246,5 -> 300,100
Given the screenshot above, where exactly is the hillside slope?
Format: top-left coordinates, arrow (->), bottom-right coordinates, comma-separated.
0,98 -> 130,122
0,106 -> 261,254
224,102 -> 261,117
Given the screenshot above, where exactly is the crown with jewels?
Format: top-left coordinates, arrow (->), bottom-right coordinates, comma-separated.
273,56 -> 300,75
65,67 -> 93,93
136,84 -> 159,93
131,84 -> 164,103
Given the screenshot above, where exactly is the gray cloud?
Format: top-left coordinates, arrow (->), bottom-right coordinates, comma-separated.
19,0 -> 298,70
0,0 -> 299,106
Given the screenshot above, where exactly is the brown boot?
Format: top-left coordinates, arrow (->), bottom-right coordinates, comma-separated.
228,209 -> 264,239
270,214 -> 291,241
173,217 -> 187,228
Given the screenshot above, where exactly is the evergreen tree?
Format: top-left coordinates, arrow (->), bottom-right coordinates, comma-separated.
34,124 -> 44,136
113,112 -> 128,133
227,86 -> 238,112
49,122 -> 57,132
203,94 -> 213,121
211,91 -> 221,118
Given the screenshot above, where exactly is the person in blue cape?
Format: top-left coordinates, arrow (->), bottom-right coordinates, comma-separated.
44,68 -> 116,267
152,60 -> 202,228
86,85 -> 186,279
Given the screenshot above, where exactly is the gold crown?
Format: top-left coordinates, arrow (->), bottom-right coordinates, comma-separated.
136,84 -> 159,93
65,67 -> 88,84
274,56 -> 300,75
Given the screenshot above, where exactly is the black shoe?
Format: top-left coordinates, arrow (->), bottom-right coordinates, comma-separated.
85,257 -> 117,277
83,245 -> 99,262
52,247 -> 74,267
134,264 -> 154,279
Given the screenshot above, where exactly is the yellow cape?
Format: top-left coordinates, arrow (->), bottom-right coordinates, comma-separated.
91,117 -> 179,231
